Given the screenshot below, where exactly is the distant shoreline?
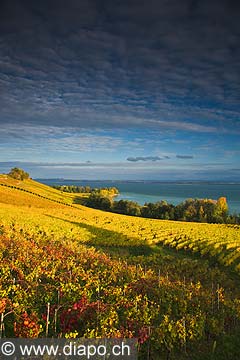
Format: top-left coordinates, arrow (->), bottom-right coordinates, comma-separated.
37,179 -> 240,214
35,179 -> 240,185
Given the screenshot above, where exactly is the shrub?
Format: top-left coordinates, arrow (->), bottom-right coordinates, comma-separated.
8,167 -> 30,180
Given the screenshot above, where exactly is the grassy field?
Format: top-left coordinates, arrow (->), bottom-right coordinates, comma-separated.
1,176 -> 240,359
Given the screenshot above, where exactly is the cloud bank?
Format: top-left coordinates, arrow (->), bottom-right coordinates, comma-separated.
0,0 -> 239,134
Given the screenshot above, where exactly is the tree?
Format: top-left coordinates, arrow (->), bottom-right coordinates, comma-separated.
8,167 -> 29,180
198,205 -> 206,222
213,197 -> 228,223
184,204 -> 198,221
113,200 -> 141,216
85,193 -> 112,211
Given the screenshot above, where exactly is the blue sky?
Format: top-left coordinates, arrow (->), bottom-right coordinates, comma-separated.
0,0 -> 239,180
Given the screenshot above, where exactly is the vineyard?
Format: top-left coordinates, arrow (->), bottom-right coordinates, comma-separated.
0,176 -> 240,359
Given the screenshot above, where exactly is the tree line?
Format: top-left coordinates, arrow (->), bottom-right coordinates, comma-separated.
53,184 -> 119,196
53,185 -> 93,193
85,193 -> 240,224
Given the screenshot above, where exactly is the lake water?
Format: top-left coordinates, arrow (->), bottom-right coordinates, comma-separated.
37,179 -> 240,214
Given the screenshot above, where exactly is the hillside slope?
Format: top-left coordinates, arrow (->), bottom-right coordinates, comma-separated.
1,175 -> 240,271
1,176 -> 240,359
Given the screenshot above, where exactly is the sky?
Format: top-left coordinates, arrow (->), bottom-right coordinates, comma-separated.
0,0 -> 240,180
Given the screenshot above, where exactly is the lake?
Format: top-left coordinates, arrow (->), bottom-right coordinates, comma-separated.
37,179 -> 240,214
